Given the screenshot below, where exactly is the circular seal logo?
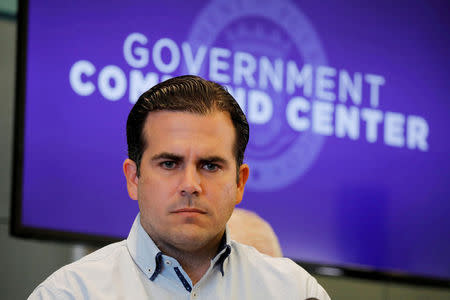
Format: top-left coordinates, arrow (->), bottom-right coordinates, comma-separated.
184,0 -> 328,191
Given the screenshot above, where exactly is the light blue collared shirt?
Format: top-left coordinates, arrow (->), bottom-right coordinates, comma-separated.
29,214 -> 330,299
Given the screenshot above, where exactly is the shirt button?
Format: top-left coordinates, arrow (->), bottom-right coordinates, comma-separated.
192,292 -> 197,297
165,261 -> 172,265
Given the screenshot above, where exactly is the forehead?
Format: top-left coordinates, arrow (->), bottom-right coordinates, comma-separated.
142,110 -> 236,157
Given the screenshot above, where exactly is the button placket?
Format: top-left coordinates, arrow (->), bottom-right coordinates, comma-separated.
174,266 -> 192,292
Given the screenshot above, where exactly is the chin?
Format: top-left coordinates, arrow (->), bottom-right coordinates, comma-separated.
171,229 -> 216,249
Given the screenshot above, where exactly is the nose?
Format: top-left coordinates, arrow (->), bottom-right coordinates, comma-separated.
179,165 -> 202,197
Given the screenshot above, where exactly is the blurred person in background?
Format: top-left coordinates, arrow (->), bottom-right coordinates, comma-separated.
228,207 -> 283,257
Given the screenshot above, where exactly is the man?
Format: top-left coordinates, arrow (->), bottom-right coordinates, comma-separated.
29,75 -> 330,299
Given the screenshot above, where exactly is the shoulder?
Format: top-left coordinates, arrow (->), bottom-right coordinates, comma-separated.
28,241 -> 130,299
230,240 -> 307,277
72,240 -> 129,265
229,241 -> 331,299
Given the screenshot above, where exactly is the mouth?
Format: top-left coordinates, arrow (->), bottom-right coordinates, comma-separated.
172,208 -> 206,214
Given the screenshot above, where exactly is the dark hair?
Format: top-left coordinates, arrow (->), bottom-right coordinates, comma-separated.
126,75 -> 249,178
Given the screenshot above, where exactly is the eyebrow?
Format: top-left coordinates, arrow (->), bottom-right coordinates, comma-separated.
198,156 -> 228,166
151,152 -> 183,162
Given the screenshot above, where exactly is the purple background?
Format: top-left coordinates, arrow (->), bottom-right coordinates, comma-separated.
20,0 -> 450,279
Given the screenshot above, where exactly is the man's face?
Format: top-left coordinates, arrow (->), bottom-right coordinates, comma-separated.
123,111 -> 249,253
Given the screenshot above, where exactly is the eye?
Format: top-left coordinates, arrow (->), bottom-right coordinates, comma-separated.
160,161 -> 177,170
202,163 -> 219,172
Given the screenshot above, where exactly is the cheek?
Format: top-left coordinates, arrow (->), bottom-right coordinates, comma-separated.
137,176 -> 166,211
224,182 -> 238,202
215,181 -> 238,216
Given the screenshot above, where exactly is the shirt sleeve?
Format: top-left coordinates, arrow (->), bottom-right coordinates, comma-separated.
27,273 -> 77,300
305,275 -> 332,300
28,285 -> 74,300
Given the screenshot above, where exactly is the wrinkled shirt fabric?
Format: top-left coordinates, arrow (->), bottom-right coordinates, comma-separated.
29,214 -> 331,300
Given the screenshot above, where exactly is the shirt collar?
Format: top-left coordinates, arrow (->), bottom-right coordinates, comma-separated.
127,213 -> 232,280
212,226 -> 232,276
127,214 -> 162,280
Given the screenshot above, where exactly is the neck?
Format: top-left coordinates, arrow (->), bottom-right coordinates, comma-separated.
169,248 -> 215,285
155,233 -> 225,285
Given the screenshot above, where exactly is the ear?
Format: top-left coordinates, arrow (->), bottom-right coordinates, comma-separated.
123,158 -> 139,200
235,163 -> 249,205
